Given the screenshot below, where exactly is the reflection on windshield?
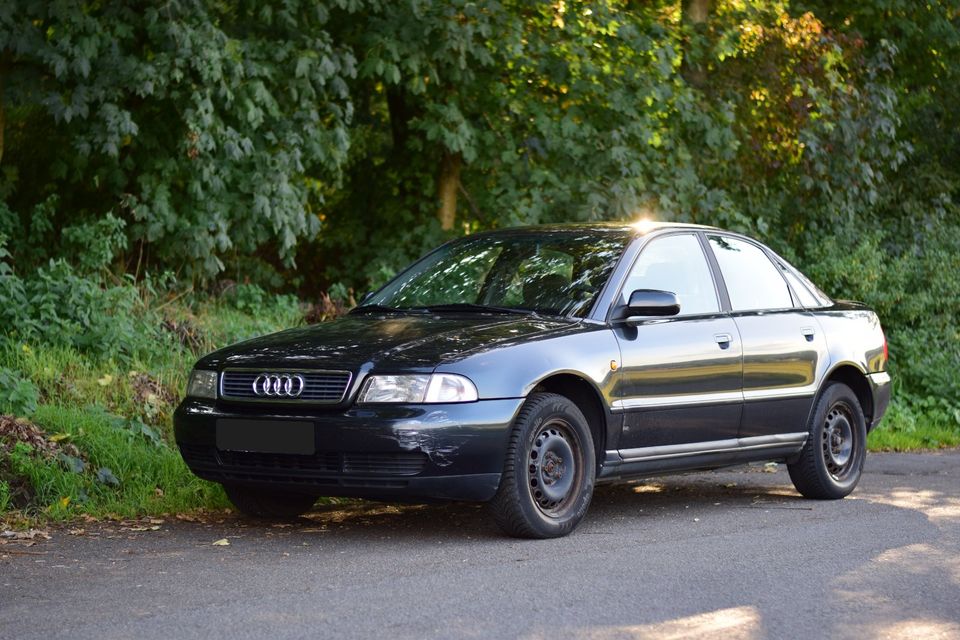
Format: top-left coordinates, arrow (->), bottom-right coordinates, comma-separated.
363,231 -> 630,318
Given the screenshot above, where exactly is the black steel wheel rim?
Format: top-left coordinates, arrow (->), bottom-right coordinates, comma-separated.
527,419 -> 583,517
822,402 -> 857,481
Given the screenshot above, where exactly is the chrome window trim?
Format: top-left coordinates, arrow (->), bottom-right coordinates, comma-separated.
219,367 -> 353,405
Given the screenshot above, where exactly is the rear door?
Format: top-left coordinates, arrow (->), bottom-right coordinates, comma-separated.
705,234 -> 829,440
611,232 -> 743,453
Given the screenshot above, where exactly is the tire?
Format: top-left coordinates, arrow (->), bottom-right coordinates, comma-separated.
223,485 -> 317,519
490,392 -> 596,539
788,382 -> 867,500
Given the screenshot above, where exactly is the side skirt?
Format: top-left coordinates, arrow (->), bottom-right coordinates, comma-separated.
598,433 -> 807,482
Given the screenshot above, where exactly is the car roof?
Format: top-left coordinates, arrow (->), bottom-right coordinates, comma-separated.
476,221 -> 720,237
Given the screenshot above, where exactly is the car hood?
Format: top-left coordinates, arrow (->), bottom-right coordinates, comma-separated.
196,312 -> 581,372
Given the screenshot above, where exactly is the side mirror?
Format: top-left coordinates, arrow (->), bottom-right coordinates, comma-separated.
623,289 -> 680,319
359,291 -> 374,304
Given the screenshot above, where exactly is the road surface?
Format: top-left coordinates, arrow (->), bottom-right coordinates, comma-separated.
2,452 -> 959,639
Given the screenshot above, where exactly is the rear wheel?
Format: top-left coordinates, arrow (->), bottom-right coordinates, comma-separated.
490,392 -> 596,538
223,485 -> 317,519
788,382 -> 866,500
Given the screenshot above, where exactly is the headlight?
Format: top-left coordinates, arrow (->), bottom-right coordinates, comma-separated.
186,369 -> 218,399
358,373 -> 478,404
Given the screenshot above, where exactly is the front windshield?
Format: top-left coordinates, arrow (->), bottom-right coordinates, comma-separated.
363,230 -> 631,318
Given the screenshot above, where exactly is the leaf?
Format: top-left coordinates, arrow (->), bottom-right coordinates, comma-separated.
48,433 -> 72,443
212,538 -> 230,546
58,453 -> 86,474
97,374 -> 114,387
96,467 -> 120,486
59,496 -> 71,508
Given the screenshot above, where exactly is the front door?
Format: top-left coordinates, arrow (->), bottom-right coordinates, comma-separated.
612,233 -> 743,453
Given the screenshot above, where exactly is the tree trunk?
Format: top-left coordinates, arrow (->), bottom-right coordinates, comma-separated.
437,151 -> 461,231
683,0 -> 710,24
681,0 -> 712,90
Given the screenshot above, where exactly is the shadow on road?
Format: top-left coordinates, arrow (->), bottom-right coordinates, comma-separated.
276,469 -> 813,540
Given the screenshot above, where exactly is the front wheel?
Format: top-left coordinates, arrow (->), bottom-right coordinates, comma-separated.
223,485 -> 317,519
490,392 -> 596,539
788,382 -> 867,500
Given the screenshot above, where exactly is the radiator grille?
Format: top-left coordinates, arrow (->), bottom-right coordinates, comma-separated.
220,370 -> 351,403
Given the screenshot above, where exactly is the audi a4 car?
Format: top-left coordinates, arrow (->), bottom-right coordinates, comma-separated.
175,222 -> 890,538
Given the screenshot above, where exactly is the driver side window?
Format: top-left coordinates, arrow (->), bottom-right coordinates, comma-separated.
621,234 -> 719,316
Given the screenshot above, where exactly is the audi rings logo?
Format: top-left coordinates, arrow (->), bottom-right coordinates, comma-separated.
252,373 -> 306,398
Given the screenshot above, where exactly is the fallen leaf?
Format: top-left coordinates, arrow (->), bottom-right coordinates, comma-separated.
58,453 -> 86,474
48,433 -> 72,443
96,467 -> 120,486
212,538 -> 230,546
1,529 -> 51,541
97,374 -> 114,387
59,496 -> 71,508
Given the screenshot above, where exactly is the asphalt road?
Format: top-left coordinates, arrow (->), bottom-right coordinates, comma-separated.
2,452 -> 959,640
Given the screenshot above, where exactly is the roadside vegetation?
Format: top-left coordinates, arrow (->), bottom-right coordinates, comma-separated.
2,1 -> 959,522
0,254 -> 351,521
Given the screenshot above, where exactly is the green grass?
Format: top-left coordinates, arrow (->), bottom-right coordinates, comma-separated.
867,398 -> 960,451
8,405 -> 228,518
0,291 -> 303,523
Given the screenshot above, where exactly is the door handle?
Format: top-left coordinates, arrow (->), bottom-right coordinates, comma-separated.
714,333 -> 732,348
801,327 -> 816,342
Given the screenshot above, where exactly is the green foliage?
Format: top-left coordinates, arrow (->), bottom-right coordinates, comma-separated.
0,259 -> 159,362
224,283 -> 268,314
0,479 -> 10,512
0,367 -> 39,417
5,405 -> 228,518
0,281 -> 306,520
1,0 -> 358,278
868,397 -> 960,451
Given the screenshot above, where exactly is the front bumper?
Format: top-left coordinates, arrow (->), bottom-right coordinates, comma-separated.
866,371 -> 892,430
174,397 -> 524,502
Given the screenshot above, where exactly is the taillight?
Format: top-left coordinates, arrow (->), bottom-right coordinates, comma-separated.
882,332 -> 889,365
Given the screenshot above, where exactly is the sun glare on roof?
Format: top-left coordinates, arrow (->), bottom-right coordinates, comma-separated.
630,218 -> 657,233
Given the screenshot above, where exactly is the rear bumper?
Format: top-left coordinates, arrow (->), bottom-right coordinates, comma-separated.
866,371 -> 892,430
174,397 -> 524,502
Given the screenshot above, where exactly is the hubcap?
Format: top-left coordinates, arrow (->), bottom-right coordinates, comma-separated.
822,404 -> 855,479
528,421 -> 580,515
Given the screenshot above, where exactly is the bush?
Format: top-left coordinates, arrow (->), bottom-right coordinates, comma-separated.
0,368 -> 40,417
0,259 -> 161,362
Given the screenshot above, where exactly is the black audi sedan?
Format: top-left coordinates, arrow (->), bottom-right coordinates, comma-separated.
175,222 -> 890,538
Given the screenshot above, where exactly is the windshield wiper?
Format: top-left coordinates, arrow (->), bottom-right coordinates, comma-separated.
416,303 -> 538,316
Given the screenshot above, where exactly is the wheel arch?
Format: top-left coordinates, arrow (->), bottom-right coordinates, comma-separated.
530,372 -> 610,473
817,363 -> 874,426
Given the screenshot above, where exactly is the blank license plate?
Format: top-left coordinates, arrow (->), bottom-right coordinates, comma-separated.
216,419 -> 315,455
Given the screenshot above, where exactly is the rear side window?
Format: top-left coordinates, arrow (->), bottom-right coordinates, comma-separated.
621,234 -> 719,316
780,267 -> 820,307
708,235 -> 793,311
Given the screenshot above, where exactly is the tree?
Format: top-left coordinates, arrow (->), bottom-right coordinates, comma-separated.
0,0 -> 356,277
